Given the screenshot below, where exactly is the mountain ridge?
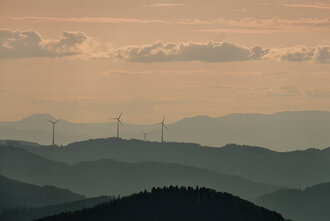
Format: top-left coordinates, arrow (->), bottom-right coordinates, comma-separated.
6,137 -> 330,188
0,144 -> 278,200
256,182 -> 330,221
0,175 -> 85,212
1,110 -> 330,150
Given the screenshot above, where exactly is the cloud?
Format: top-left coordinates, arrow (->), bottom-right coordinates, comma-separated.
190,17 -> 330,33
279,85 -> 302,96
41,31 -> 87,56
2,30 -> 270,62
0,16 -> 168,24
265,85 -> 302,97
315,46 -> 330,64
2,17 -> 330,33
269,45 -> 330,64
277,46 -> 315,62
143,3 -> 184,7
281,3 -> 330,10
2,29 -> 330,64
0,29 -> 88,59
101,69 -> 206,77
110,41 -> 269,63
0,29 -> 43,59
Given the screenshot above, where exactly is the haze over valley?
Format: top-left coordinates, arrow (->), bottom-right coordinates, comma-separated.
1,0 -> 330,220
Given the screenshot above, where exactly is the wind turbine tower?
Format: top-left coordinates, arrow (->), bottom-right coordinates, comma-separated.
113,112 -> 123,138
47,119 -> 60,146
154,115 -> 168,143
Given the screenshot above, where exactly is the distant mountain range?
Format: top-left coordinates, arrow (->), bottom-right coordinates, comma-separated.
0,143 -> 278,200
37,186 -> 288,221
1,111 -> 330,150
256,182 -> 330,221
0,175 -> 84,212
8,138 -> 330,188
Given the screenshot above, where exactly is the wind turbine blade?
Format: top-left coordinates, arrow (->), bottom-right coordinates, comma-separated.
46,119 -> 54,124
54,119 -> 61,124
163,124 -> 168,130
118,112 -> 123,119
153,122 -> 162,126
119,120 -> 123,126
162,115 -> 166,123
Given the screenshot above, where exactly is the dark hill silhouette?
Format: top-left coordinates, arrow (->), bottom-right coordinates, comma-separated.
2,110 -> 330,150
9,138 -> 330,188
255,182 -> 330,221
0,144 -> 68,185
0,175 -> 84,212
0,139 -> 41,147
0,196 -> 111,221
37,186 -> 288,221
0,144 -> 278,200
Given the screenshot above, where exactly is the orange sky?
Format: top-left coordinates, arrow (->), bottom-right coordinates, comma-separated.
0,0 -> 330,123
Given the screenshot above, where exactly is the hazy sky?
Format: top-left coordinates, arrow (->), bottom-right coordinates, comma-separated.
1,0 -> 330,123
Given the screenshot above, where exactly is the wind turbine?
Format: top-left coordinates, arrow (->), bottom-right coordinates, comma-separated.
47,119 -> 60,146
153,115 -> 168,143
141,131 -> 150,141
112,112 -> 123,138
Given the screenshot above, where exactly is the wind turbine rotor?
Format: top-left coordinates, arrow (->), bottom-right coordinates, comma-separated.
112,112 -> 123,138
163,123 -> 168,130
47,119 -> 55,124
47,119 -> 60,124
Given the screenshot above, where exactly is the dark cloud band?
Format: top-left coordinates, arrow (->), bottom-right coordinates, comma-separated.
1,29 -> 329,64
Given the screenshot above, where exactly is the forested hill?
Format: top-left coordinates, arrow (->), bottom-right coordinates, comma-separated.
38,186 -> 288,221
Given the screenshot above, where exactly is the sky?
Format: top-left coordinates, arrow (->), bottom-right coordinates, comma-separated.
0,0 -> 330,124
